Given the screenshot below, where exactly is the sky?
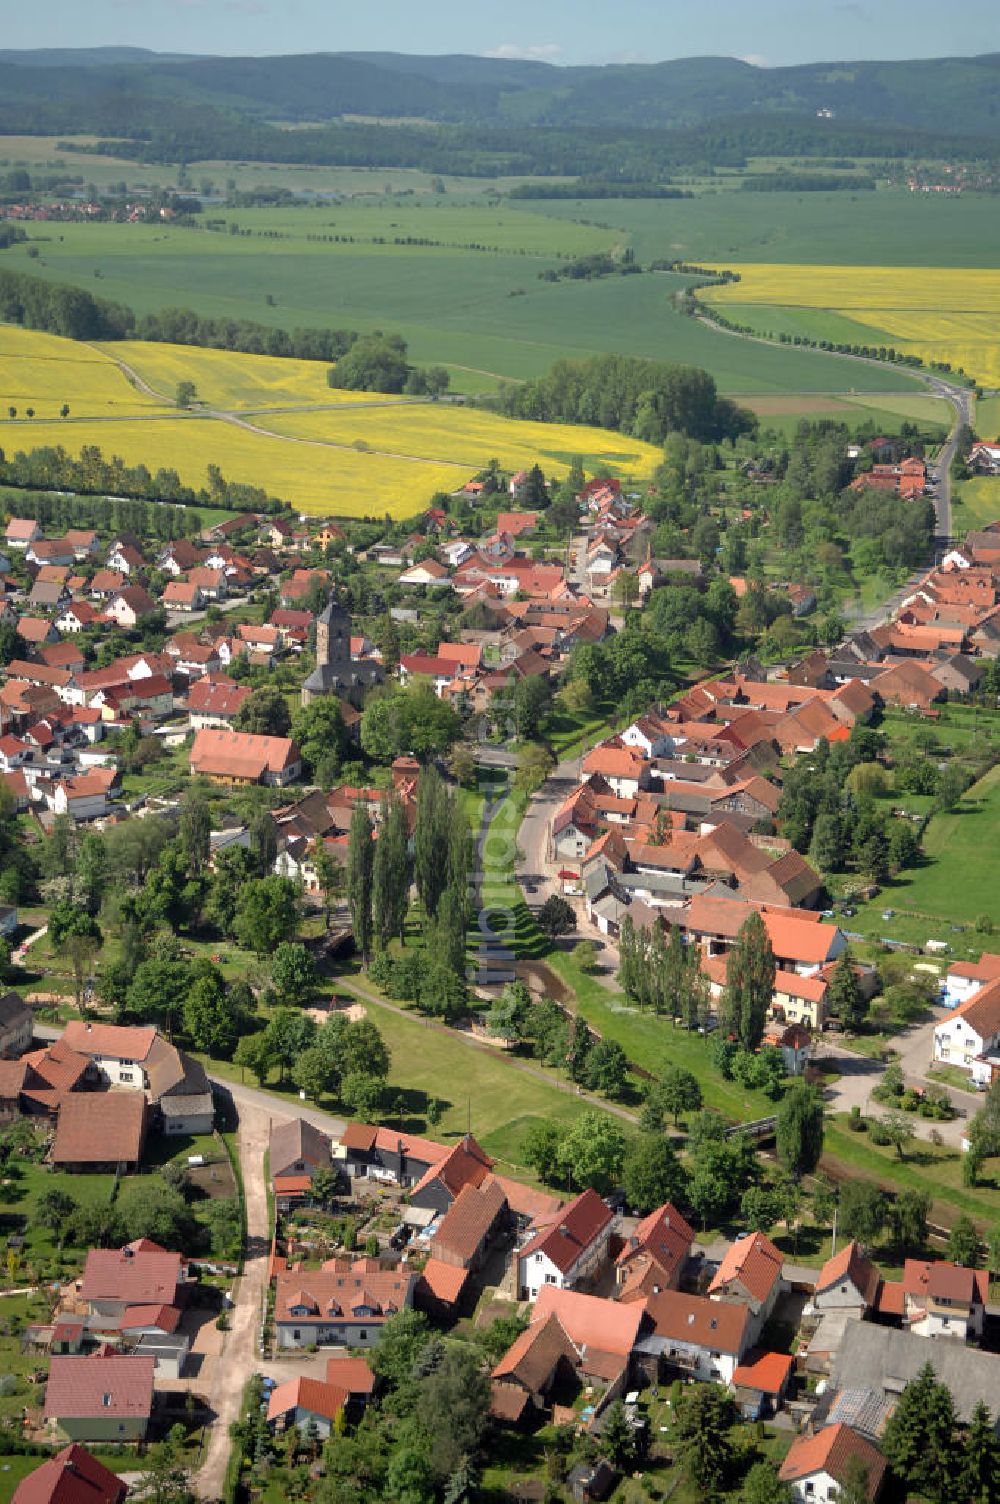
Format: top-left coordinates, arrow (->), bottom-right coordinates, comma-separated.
3,0 -> 999,68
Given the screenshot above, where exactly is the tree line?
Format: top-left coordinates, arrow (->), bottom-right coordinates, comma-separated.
493,353 -> 756,445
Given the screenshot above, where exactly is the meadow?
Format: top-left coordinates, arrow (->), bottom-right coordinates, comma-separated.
975,394 -> 1000,439
702,263 -> 1000,387
733,390 -> 950,434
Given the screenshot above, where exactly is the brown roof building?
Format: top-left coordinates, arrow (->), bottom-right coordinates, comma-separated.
429,1178 -> 507,1270
44,1356 -> 156,1441
51,1094 -> 147,1172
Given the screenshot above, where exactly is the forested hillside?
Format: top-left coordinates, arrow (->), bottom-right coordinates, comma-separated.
1,47 -> 1000,145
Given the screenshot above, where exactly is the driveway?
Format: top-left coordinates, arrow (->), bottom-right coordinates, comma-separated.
516,753 -> 585,904
191,1095 -> 270,1502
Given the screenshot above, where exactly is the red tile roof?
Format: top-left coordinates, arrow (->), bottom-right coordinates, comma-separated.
708,1232 -> 783,1306
44,1355 -> 155,1421
518,1188 -> 613,1275
431,1178 -> 506,1264
267,1377 -> 348,1425
417,1258 -> 470,1307
12,1445 -> 126,1504
324,1357 -> 375,1395
815,1240 -> 881,1307
732,1351 -> 794,1395
533,1285 -> 643,1359
62,1022 -> 156,1062
779,1425 -> 886,1500
81,1246 -> 182,1307
645,1289 -> 749,1356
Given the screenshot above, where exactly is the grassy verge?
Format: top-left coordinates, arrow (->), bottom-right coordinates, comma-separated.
823,1117 -> 998,1227
221,1131 -> 248,1274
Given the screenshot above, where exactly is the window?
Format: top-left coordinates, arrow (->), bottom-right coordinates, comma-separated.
102,1394 -> 112,1408
545,1274 -> 556,1284
535,1254 -> 543,1263
293,1330 -> 301,1341
359,1330 -> 367,1342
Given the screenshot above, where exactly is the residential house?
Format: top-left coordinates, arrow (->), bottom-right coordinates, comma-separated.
615,1202 -> 694,1302
267,1377 -> 348,1439
409,1133 -> 494,1215
11,1445 -> 126,1504
398,558 -> 451,588
6,518 -> 43,551
55,602 -> 101,634
335,1123 -> 448,1187
50,769 -> 118,822
638,1289 -> 750,1385
27,539 -> 75,568
162,581 -> 203,613
80,1241 -> 184,1320
187,679 -> 252,729
270,1118 -> 333,1210
273,1258 -> 416,1349
105,543 -> 145,577
933,978 -> 1000,1085
813,1241 -> 883,1317
708,1232 -> 785,1345
517,1188 -> 616,1301
941,953 -> 1000,1009
779,1426 -> 886,1504
104,588 -> 156,629
533,1284 -> 645,1386
87,572 -> 125,603
189,728 -> 301,786
188,567 -> 228,601
158,540 -> 204,576
44,1356 -> 155,1444
59,1023 -> 214,1134
901,1258 -> 988,1342
51,1094 -> 147,1172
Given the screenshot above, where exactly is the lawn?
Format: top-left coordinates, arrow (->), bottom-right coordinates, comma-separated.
850,764 -> 1000,934
952,476 -> 1000,533
703,263 -> 1000,386
976,394 -> 1000,441
0,1157 -> 117,1285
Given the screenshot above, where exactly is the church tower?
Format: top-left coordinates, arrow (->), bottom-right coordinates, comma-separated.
315,595 -> 351,672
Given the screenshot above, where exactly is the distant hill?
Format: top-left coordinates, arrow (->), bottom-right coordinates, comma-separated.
1,48 -> 999,153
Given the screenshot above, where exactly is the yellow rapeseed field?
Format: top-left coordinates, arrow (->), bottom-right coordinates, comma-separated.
0,326 -> 661,516
100,340 -> 408,412
0,413 -> 467,518
259,405 -> 662,479
0,325 -> 158,417
703,264 -> 1000,387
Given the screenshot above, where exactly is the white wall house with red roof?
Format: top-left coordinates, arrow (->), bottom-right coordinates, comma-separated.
933,977 -> 1000,1085
516,1189 -> 616,1302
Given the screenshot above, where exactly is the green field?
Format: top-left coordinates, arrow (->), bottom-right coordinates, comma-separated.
975,394 -> 1000,440
952,475 -> 1000,532
9,213 -> 924,396
514,187 -> 1000,268
848,763 -> 1000,944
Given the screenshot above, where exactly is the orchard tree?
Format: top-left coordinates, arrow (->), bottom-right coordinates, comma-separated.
658,1064 -> 703,1125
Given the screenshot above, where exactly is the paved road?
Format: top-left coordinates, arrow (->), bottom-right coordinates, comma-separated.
516,753 -> 585,903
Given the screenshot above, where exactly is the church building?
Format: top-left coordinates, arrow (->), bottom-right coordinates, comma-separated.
300,596 -> 384,708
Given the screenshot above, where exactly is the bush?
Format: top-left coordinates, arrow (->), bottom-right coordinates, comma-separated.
868,1120 -> 892,1146
848,1105 -> 867,1132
